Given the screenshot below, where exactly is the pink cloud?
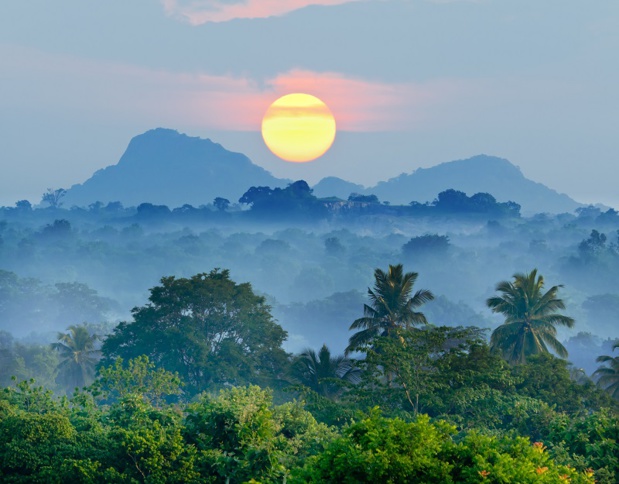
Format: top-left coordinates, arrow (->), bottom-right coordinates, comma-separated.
161,0 -> 361,24
186,70 -> 413,131
0,44 -> 478,133
260,70 -> 469,131
179,69 -> 480,133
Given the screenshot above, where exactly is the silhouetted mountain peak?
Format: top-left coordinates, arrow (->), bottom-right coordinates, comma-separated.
65,130 -> 580,214
311,155 -> 577,214
64,129 -> 289,207
368,154 -> 579,214
117,128 -> 241,169
386,155 -> 522,183
312,177 -> 366,200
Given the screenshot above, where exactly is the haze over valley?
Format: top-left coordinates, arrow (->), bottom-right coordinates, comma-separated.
1,129 -> 616,370
2,1 -> 619,480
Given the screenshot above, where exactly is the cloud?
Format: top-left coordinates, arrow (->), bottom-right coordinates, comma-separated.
160,0 -> 361,24
0,44 -> 483,134
179,69 -> 477,132
263,70 -> 477,131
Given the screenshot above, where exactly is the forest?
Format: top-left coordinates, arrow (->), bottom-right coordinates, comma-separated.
1,184 -> 619,482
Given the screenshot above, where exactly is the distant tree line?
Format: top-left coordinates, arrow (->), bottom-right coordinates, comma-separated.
0,270 -> 116,335
4,182 -> 523,224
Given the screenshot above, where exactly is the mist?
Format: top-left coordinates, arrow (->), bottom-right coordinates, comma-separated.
1,188 -> 617,376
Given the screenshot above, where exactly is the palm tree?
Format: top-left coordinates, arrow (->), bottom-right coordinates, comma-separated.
51,324 -> 100,391
487,269 -> 574,364
291,344 -> 361,399
593,342 -> 619,399
346,264 -> 434,354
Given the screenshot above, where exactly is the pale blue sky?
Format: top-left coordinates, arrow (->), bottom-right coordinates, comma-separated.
1,0 -> 618,207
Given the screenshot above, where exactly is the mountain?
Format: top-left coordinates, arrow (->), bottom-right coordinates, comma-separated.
320,155 -> 579,215
312,177 -> 366,200
65,131 -> 579,215
63,128 -> 290,208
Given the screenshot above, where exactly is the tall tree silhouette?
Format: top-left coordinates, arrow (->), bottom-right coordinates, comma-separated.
292,344 -> 361,399
593,342 -> 619,399
52,324 -> 100,391
487,269 -> 574,364
347,264 -> 434,354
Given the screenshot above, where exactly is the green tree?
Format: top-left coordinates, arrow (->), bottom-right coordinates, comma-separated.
213,197 -> 230,212
0,408 -> 77,482
51,282 -> 113,327
546,409 -> 619,484
0,333 -> 60,390
14,199 -> 32,211
356,326 -> 484,416
293,410 -> 593,484
427,336 -> 518,428
103,394 -> 199,483
41,187 -> 66,208
239,181 -> 328,220
291,344 -> 361,400
487,269 -> 574,364
294,410 -> 455,483
0,380 -> 78,482
593,342 -> 619,399
101,270 -> 288,396
514,353 -> 613,413
402,234 -> 450,258
0,270 -> 48,333
184,385 -> 335,483
578,229 -> 608,259
52,324 -> 100,392
346,264 -> 434,354
93,356 -> 183,406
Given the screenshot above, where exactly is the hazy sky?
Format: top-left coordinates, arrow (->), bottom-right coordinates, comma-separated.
1,0 -> 618,207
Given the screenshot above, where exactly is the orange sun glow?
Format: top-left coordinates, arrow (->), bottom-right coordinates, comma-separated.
261,93 -> 336,162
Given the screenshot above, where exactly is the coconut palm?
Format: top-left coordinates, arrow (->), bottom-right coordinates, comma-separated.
52,324 -> 100,391
292,344 -> 361,399
487,269 -> 574,364
593,342 -> 619,399
346,264 -> 434,354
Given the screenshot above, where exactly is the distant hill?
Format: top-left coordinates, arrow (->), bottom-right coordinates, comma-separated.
313,155 -> 580,215
312,177 -> 366,200
65,131 -> 580,214
64,129 -> 290,208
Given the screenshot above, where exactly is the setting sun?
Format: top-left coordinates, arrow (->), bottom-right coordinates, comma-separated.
261,93 -> 336,162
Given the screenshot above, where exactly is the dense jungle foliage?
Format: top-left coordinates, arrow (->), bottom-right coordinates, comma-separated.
0,266 -> 617,482
1,185 -> 619,482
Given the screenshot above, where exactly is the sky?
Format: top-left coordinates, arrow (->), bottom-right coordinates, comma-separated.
0,0 -> 618,207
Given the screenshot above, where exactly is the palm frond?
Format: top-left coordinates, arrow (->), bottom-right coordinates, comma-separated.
487,269 -> 573,364
349,316 -> 379,331
348,264 -> 432,352
346,328 -> 377,354
410,289 -> 435,308
537,314 -> 575,329
596,355 -> 617,364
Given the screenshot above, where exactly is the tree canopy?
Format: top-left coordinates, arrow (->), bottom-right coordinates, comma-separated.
101,269 -> 288,396
347,264 -> 434,354
52,324 -> 100,392
0,262 -> 617,482
239,181 -> 328,219
594,342 -> 619,400
487,269 -> 575,364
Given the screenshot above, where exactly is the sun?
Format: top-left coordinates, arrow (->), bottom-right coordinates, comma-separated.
261,93 -> 336,163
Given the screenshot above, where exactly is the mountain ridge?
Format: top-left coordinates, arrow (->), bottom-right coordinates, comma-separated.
63,128 -> 291,208
365,154 -> 580,214
63,129 -> 581,214
313,155 -> 580,214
